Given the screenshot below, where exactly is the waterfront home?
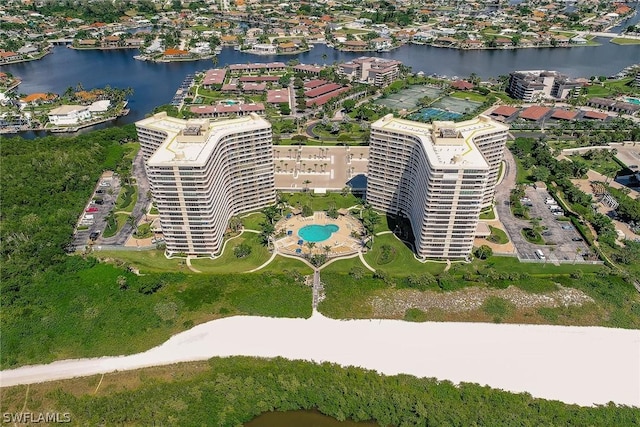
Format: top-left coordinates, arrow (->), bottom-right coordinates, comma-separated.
162,48 -> 191,59
19,93 -> 57,108
102,35 -> 121,48
48,105 -> 91,126
0,50 -> 20,63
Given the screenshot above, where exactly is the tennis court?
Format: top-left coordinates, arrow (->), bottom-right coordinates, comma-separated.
432,96 -> 482,114
409,108 -> 462,121
375,85 -> 444,111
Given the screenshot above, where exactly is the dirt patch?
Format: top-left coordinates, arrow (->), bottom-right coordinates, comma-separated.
370,285 -> 594,318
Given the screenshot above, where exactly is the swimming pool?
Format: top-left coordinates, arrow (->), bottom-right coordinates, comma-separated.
625,97 -> 640,105
298,224 -> 339,243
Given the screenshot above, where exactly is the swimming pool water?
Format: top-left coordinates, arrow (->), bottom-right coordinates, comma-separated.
625,97 -> 640,105
298,224 -> 339,243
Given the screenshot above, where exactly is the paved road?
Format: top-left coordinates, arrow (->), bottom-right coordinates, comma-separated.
100,150 -> 151,246
494,148 -> 528,258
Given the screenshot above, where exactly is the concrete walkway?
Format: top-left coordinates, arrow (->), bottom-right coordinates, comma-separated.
359,252 -> 376,272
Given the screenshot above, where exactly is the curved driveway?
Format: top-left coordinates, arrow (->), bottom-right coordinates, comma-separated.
1,315 -> 638,407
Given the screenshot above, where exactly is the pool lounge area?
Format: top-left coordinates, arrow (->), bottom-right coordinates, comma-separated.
275,212 -> 364,258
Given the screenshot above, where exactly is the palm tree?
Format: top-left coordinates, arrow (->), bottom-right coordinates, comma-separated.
323,245 -> 331,257
306,241 -> 316,254
302,179 -> 311,192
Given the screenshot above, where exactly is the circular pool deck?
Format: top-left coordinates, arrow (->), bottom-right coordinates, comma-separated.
275,212 -> 364,258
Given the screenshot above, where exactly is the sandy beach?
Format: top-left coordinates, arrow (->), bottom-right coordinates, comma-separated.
1,314 -> 638,407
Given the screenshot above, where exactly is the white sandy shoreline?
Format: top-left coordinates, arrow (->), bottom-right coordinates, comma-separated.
1,314 -> 639,407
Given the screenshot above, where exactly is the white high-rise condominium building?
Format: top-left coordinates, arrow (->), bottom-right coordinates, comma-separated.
467,119 -> 509,208
141,113 -> 275,257
367,114 -> 506,259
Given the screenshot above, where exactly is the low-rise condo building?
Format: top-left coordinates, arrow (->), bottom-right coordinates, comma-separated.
142,113 -> 275,256
508,70 -> 582,102
338,57 -> 402,87
367,114 -> 507,259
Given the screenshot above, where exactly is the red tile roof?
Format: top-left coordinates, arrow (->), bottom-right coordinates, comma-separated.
520,106 -> 551,121
551,109 -> 578,120
492,106 -> 518,117
451,80 -> 474,90
306,87 -> 350,107
203,69 -> 226,85
305,83 -> 342,98
304,79 -> 328,89
267,88 -> 290,104
239,75 -> 280,82
583,110 -> 609,120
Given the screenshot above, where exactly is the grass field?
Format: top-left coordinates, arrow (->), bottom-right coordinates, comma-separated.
480,207 -> 496,220
364,233 -> 446,276
95,249 -> 187,273
190,233 -> 270,273
488,225 -> 509,244
102,213 -> 129,238
260,255 -> 314,275
286,192 -> 361,211
610,38 -> 640,45
449,90 -> 488,103
240,212 -> 266,231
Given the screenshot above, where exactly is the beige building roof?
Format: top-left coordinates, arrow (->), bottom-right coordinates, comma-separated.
49,105 -> 88,115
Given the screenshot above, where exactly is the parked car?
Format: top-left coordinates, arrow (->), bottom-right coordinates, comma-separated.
96,189 -> 105,194
572,237 -> 582,242
86,207 -> 99,213
94,199 -> 104,205
90,231 -> 100,240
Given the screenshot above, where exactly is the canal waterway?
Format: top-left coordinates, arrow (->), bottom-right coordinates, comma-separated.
243,410 -> 379,427
2,40 -> 639,125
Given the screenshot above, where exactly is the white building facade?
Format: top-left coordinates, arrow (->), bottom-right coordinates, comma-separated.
48,105 -> 91,126
367,115 -> 505,259
141,114 -> 275,256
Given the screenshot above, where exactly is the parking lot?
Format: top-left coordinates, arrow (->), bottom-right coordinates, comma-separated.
70,174 -> 120,251
515,187 -> 591,263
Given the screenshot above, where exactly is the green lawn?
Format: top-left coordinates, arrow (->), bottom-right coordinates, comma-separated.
568,154 -> 622,177
585,78 -> 635,97
513,155 -> 534,184
449,91 -> 488,103
115,184 -> 137,212
364,233 -> 446,276
260,255 -> 314,275
190,233 -> 271,273
102,213 -> 129,238
477,256 -> 602,275
479,207 -> 496,220
611,38 -> 640,45
95,249 -> 187,272
286,192 -> 361,211
320,255 -> 366,273
241,212 -> 266,231
487,225 -> 509,244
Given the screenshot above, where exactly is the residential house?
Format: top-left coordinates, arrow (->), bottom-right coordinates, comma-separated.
48,105 -> 91,125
